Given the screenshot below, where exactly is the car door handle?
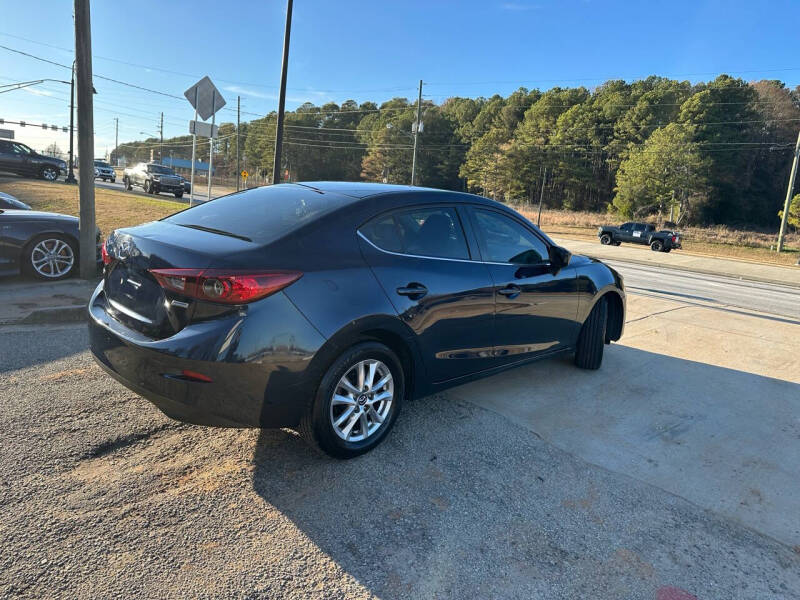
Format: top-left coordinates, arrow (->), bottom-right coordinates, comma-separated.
497,285 -> 521,298
396,283 -> 428,299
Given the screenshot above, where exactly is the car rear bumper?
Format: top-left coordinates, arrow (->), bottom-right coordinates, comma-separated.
87,281 -> 327,428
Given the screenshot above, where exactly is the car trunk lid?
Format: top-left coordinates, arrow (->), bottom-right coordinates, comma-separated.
103,221 -> 255,337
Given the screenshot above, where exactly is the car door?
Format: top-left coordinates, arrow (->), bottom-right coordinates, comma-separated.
631,223 -> 647,244
467,207 -> 579,366
358,205 -> 496,383
0,140 -> 23,175
617,222 -> 634,242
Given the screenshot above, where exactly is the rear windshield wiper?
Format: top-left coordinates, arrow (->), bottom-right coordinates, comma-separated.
176,223 -> 252,242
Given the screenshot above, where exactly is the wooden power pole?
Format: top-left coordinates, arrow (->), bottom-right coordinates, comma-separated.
74,0 -> 96,279
411,79 -> 422,186
272,0 -> 293,185
777,130 -> 800,252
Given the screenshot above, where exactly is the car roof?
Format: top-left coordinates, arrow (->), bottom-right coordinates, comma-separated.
293,181 -> 501,207
296,181 -> 445,198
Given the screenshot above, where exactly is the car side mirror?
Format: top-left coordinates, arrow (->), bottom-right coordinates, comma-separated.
548,245 -> 572,272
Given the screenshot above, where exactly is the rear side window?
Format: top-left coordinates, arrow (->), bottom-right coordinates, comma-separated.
164,185 -> 353,245
360,206 -> 469,260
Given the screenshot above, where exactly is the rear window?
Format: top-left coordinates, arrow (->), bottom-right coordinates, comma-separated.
164,185 -> 352,244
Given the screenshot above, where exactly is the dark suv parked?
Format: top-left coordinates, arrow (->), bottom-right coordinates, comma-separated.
0,140 -> 66,181
89,182 -> 625,458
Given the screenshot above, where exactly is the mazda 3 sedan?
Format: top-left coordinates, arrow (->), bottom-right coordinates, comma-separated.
89,182 -> 625,458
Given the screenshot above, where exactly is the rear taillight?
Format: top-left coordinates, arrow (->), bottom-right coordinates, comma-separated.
671,236 -> 677,242
101,239 -> 112,265
149,269 -> 302,304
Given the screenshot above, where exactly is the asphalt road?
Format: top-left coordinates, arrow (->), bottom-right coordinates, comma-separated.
606,259 -> 800,320
93,177 -> 221,203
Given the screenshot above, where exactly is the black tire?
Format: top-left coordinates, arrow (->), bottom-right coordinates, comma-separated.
23,234 -> 78,281
599,233 -> 612,245
110,178 -> 115,184
174,191 -> 183,199
144,180 -> 154,194
40,165 -> 59,181
299,341 -> 404,459
663,248 -> 671,253
124,177 -> 133,190
575,297 -> 607,370
650,240 -> 663,252
613,241 -> 621,246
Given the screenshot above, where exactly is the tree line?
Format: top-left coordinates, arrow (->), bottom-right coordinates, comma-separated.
113,75 -> 800,228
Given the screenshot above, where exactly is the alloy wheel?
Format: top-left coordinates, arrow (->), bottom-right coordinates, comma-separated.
329,359 -> 394,442
30,238 -> 74,278
42,167 -> 58,181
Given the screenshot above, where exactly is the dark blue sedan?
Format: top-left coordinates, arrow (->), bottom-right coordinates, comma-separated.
89,183 -> 625,458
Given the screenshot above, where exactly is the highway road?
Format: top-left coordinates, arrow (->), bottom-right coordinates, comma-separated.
93,178 -> 221,202
605,259 -> 800,320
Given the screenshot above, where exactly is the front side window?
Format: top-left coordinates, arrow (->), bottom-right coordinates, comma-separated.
360,206 -> 469,260
472,209 -> 549,265
620,222 -> 633,231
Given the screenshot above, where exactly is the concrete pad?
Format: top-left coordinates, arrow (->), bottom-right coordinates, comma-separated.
449,293 -> 800,546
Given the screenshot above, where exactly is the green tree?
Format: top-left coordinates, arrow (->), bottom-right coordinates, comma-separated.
613,124 -> 708,222
778,194 -> 800,229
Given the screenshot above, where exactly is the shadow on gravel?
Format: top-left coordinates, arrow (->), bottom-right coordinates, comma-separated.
81,423 -> 177,459
250,346 -> 800,598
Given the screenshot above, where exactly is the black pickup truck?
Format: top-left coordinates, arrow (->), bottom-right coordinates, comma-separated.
597,222 -> 681,252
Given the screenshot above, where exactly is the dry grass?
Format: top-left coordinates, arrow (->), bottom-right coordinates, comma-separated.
2,178 -> 798,266
0,179 -> 185,236
515,207 -> 800,266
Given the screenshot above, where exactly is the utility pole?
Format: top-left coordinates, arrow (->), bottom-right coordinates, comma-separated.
66,63 -> 77,184
272,0 -> 293,185
207,92 -> 216,201
74,0 -> 96,279
236,95 -> 240,191
159,112 -> 164,163
777,130 -> 800,252
113,117 -> 118,165
537,166 -> 547,227
189,87 -> 198,206
411,79 -> 423,186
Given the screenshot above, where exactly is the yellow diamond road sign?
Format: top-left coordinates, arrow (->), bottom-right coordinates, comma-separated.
241,170 -> 249,178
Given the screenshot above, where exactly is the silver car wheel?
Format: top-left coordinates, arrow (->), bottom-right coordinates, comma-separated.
41,166 -> 58,181
31,238 -> 74,278
330,359 -> 394,442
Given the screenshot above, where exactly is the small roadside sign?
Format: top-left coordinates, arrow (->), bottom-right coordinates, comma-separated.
189,120 -> 219,139
184,76 -> 227,121
241,170 -> 249,179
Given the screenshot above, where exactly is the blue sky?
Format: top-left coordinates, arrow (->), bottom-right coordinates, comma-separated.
1,0 -> 799,155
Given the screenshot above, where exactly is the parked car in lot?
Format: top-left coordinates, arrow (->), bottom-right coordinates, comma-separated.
89,182 -> 625,458
122,162 -> 184,198
0,208 -> 101,280
597,222 -> 681,252
0,139 -> 66,181
93,160 -> 116,183
0,191 -> 31,210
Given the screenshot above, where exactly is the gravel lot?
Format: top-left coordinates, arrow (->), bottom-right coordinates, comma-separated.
1,323 -> 799,599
